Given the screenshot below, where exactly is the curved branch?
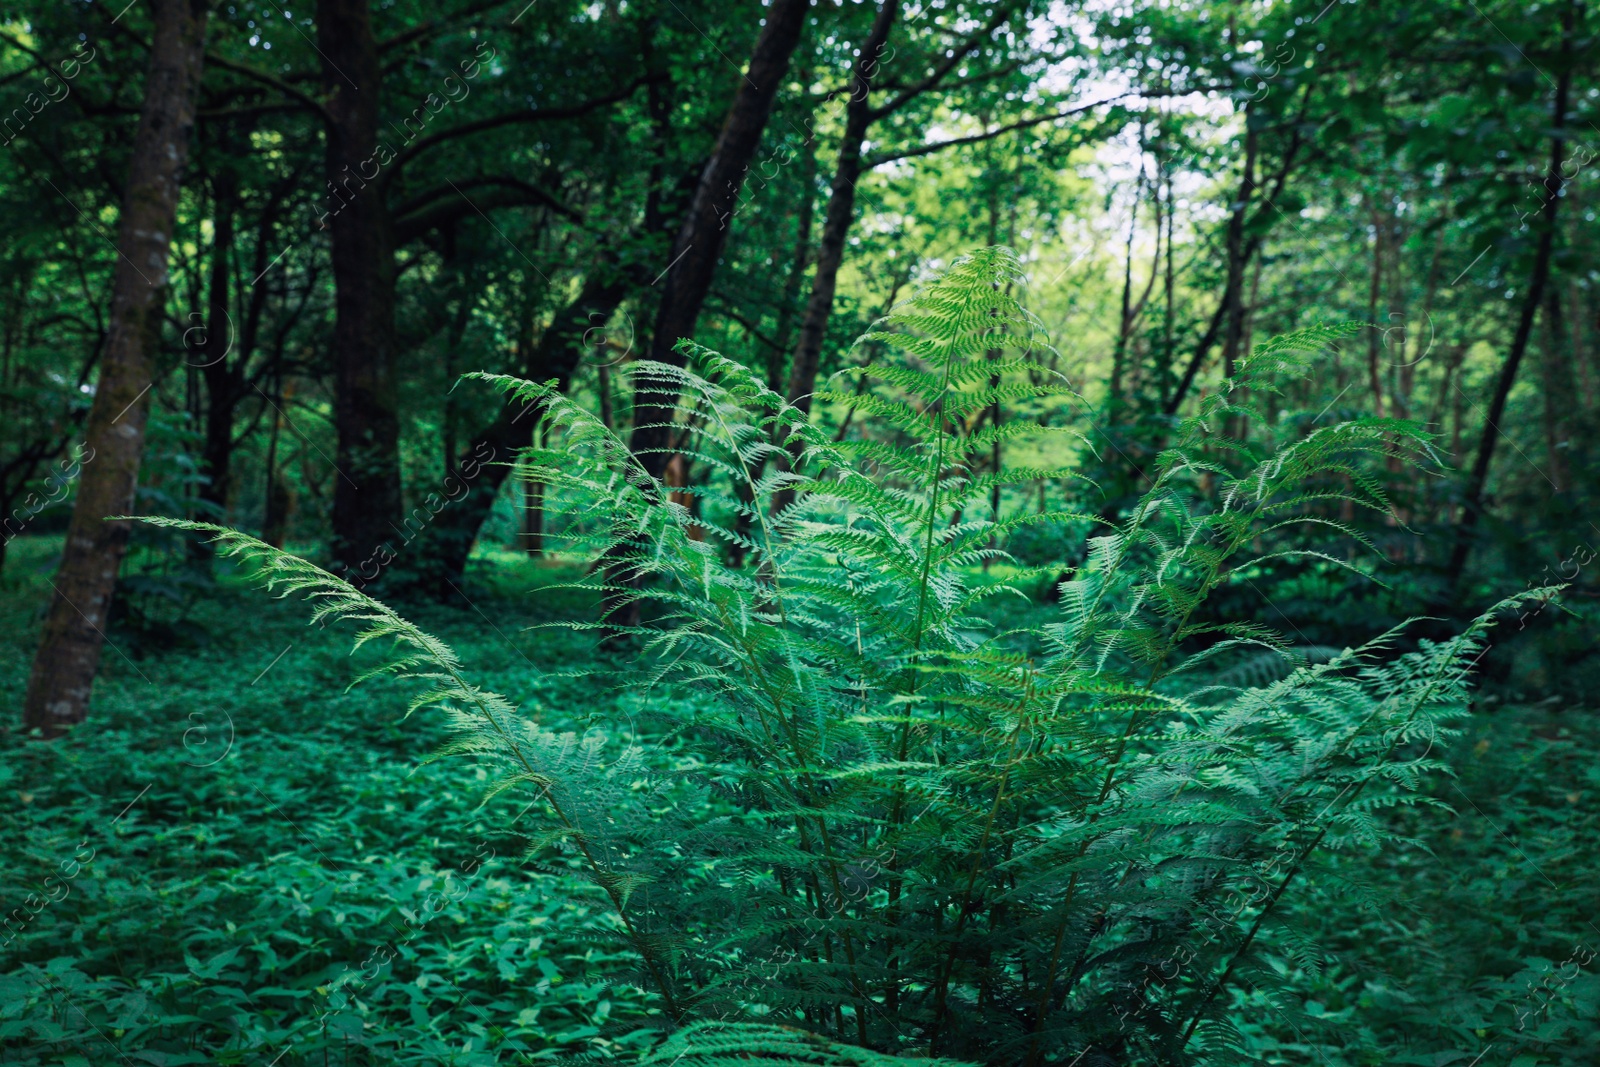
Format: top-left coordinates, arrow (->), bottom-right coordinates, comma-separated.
868,0 -> 1024,121
396,174 -> 581,224
864,94 -> 1129,168
204,51 -> 331,123
392,177 -> 579,244
379,0 -> 516,53
388,75 -> 656,173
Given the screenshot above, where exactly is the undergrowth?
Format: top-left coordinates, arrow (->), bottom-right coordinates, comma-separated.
0,542 -> 661,1066
106,247 -> 1568,1066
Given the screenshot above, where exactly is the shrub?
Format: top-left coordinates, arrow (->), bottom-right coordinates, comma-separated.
141,247 -> 1550,1066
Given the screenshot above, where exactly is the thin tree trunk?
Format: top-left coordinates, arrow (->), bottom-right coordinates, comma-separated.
784,0 -> 899,417
989,173 -> 1020,539
1451,359 -> 1465,461
597,355 -> 614,430
1425,342 -> 1465,440
1240,253 -> 1264,379
769,0 -> 899,517
731,133 -> 817,566
1109,158 -> 1144,404
442,276 -> 473,480
630,0 -> 811,479
523,423 -> 544,557
1165,93 -> 1308,416
421,270 -> 630,591
1220,117 -> 1258,381
770,80 -> 818,395
1168,294 -> 1226,416
196,166 -> 239,538
194,162 -> 290,557
24,0 -> 212,738
1365,204 -> 1386,418
1570,276 -> 1593,410
1541,286 -> 1572,492
1161,166 -> 1175,407
262,376 -> 292,548
319,0 -> 402,578
1444,8 -> 1572,587
978,170 -> 1005,564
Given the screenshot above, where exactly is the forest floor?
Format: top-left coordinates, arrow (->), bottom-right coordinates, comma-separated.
2,533 -> 1599,1065
0,535 -> 663,1066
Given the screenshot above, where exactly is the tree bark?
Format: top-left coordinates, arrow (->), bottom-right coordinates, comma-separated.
1444,8 -> 1572,588
1164,99 -> 1308,416
768,0 -> 896,516
417,269 -> 630,592
1541,286 -> 1572,493
1109,158 -> 1143,404
523,422 -> 545,557
783,0 -> 897,420
731,129 -> 817,566
1220,115 -> 1258,381
262,376 -> 293,548
23,0 -> 212,738
1159,159 -> 1175,407
319,0 -> 403,578
772,126 -> 818,394
629,0 -> 811,479
196,166 -> 239,534
1365,204 -> 1385,418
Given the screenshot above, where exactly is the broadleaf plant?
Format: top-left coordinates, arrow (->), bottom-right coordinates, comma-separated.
138,247 -> 1556,1066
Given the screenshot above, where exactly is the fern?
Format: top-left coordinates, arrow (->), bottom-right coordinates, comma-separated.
142,246 -> 1559,1066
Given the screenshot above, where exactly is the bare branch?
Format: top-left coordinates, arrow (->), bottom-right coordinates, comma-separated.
379,0 -> 516,53
864,94 -> 1128,167
868,0 -> 1024,121
204,52 -> 332,123
388,76 -> 657,174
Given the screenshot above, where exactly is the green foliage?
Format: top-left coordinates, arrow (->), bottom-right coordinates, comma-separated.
0,543 -> 661,1066
139,249 -> 1555,1065
638,1022 -> 974,1067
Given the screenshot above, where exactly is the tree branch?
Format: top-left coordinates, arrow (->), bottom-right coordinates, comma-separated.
379,0 -> 515,53
393,178 -> 578,244
203,51 -> 331,123
395,175 -> 581,225
707,296 -> 784,353
864,94 -> 1128,167
388,75 -> 656,173
868,0 -> 1023,121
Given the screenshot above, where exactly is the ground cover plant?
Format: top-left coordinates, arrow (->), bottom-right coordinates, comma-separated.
8,1 -> 1600,1063
26,247 -> 1574,1065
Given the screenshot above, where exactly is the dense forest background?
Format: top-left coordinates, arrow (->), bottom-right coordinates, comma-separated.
2,0 -> 1599,1063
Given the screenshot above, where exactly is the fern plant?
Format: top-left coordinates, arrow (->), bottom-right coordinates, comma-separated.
141,246 -> 1555,1066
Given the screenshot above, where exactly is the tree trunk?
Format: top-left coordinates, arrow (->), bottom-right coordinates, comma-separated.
523,423 -> 545,557
1541,286 -> 1572,493
629,0 -> 811,479
262,377 -> 293,548
1365,204 -> 1386,418
1160,167 -> 1175,407
195,166 -> 239,543
419,270 -> 630,592
1164,97 -> 1308,417
768,0 -> 897,516
1444,8 -> 1572,588
1220,116 -> 1258,381
731,130 -> 817,566
1109,161 -> 1143,404
783,0 -> 897,420
23,0 -> 211,738
319,0 -> 403,578
772,127 -> 818,394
